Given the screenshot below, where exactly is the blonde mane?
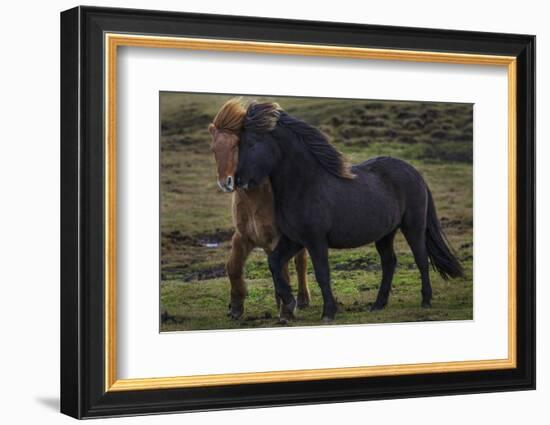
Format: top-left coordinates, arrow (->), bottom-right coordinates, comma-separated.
212,98 -> 248,133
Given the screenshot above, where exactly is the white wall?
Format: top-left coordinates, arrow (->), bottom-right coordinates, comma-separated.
0,0 -> 545,423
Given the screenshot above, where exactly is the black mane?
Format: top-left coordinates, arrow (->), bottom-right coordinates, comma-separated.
243,102 -> 355,179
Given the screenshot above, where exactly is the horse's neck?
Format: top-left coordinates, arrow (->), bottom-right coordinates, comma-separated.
270,136 -> 322,199
234,180 -> 274,213
232,181 -> 275,239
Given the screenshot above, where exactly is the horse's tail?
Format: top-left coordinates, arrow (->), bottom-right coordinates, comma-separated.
425,188 -> 464,280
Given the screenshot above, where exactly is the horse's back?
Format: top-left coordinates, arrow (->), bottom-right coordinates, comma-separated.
355,156 -> 422,179
353,156 -> 427,197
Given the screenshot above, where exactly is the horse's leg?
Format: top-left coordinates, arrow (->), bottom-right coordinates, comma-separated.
306,241 -> 337,322
226,232 -> 254,319
294,249 -> 310,309
267,235 -> 303,323
263,248 -> 285,310
282,262 -> 291,310
401,222 -> 432,308
370,230 -> 398,311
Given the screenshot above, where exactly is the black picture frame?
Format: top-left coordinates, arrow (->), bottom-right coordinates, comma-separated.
60,5 -> 535,419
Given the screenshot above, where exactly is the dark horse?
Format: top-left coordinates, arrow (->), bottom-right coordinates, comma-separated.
235,102 -> 464,322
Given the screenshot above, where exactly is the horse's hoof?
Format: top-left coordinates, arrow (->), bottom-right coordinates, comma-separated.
278,312 -> 294,325
229,310 -> 244,320
421,301 -> 432,308
297,295 -> 310,309
278,317 -> 290,325
279,297 -> 296,322
369,302 -> 386,312
321,302 -> 338,322
228,304 -> 244,320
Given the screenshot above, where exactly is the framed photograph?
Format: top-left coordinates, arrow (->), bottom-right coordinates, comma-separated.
60,6 -> 535,419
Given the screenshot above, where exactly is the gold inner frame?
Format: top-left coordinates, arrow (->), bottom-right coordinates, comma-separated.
104,33 -> 518,392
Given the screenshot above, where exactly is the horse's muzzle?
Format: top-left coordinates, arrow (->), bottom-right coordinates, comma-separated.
218,175 -> 234,193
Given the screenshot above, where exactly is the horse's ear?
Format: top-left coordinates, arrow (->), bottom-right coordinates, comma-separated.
208,123 -> 217,136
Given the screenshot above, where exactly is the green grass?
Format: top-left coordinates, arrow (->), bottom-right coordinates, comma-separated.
159,93 -> 473,331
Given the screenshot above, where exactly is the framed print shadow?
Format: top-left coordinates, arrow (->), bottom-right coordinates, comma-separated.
60,6 -> 535,419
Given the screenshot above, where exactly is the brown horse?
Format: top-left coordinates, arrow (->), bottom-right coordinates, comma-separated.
208,98 -> 310,320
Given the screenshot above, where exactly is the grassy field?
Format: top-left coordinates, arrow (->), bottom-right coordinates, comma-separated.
160,93 -> 473,332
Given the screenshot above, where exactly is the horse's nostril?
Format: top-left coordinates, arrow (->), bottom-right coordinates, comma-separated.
226,176 -> 233,186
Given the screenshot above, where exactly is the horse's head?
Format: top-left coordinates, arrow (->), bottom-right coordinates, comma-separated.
236,126 -> 281,190
209,98 -> 248,192
208,124 -> 239,192
235,103 -> 283,190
